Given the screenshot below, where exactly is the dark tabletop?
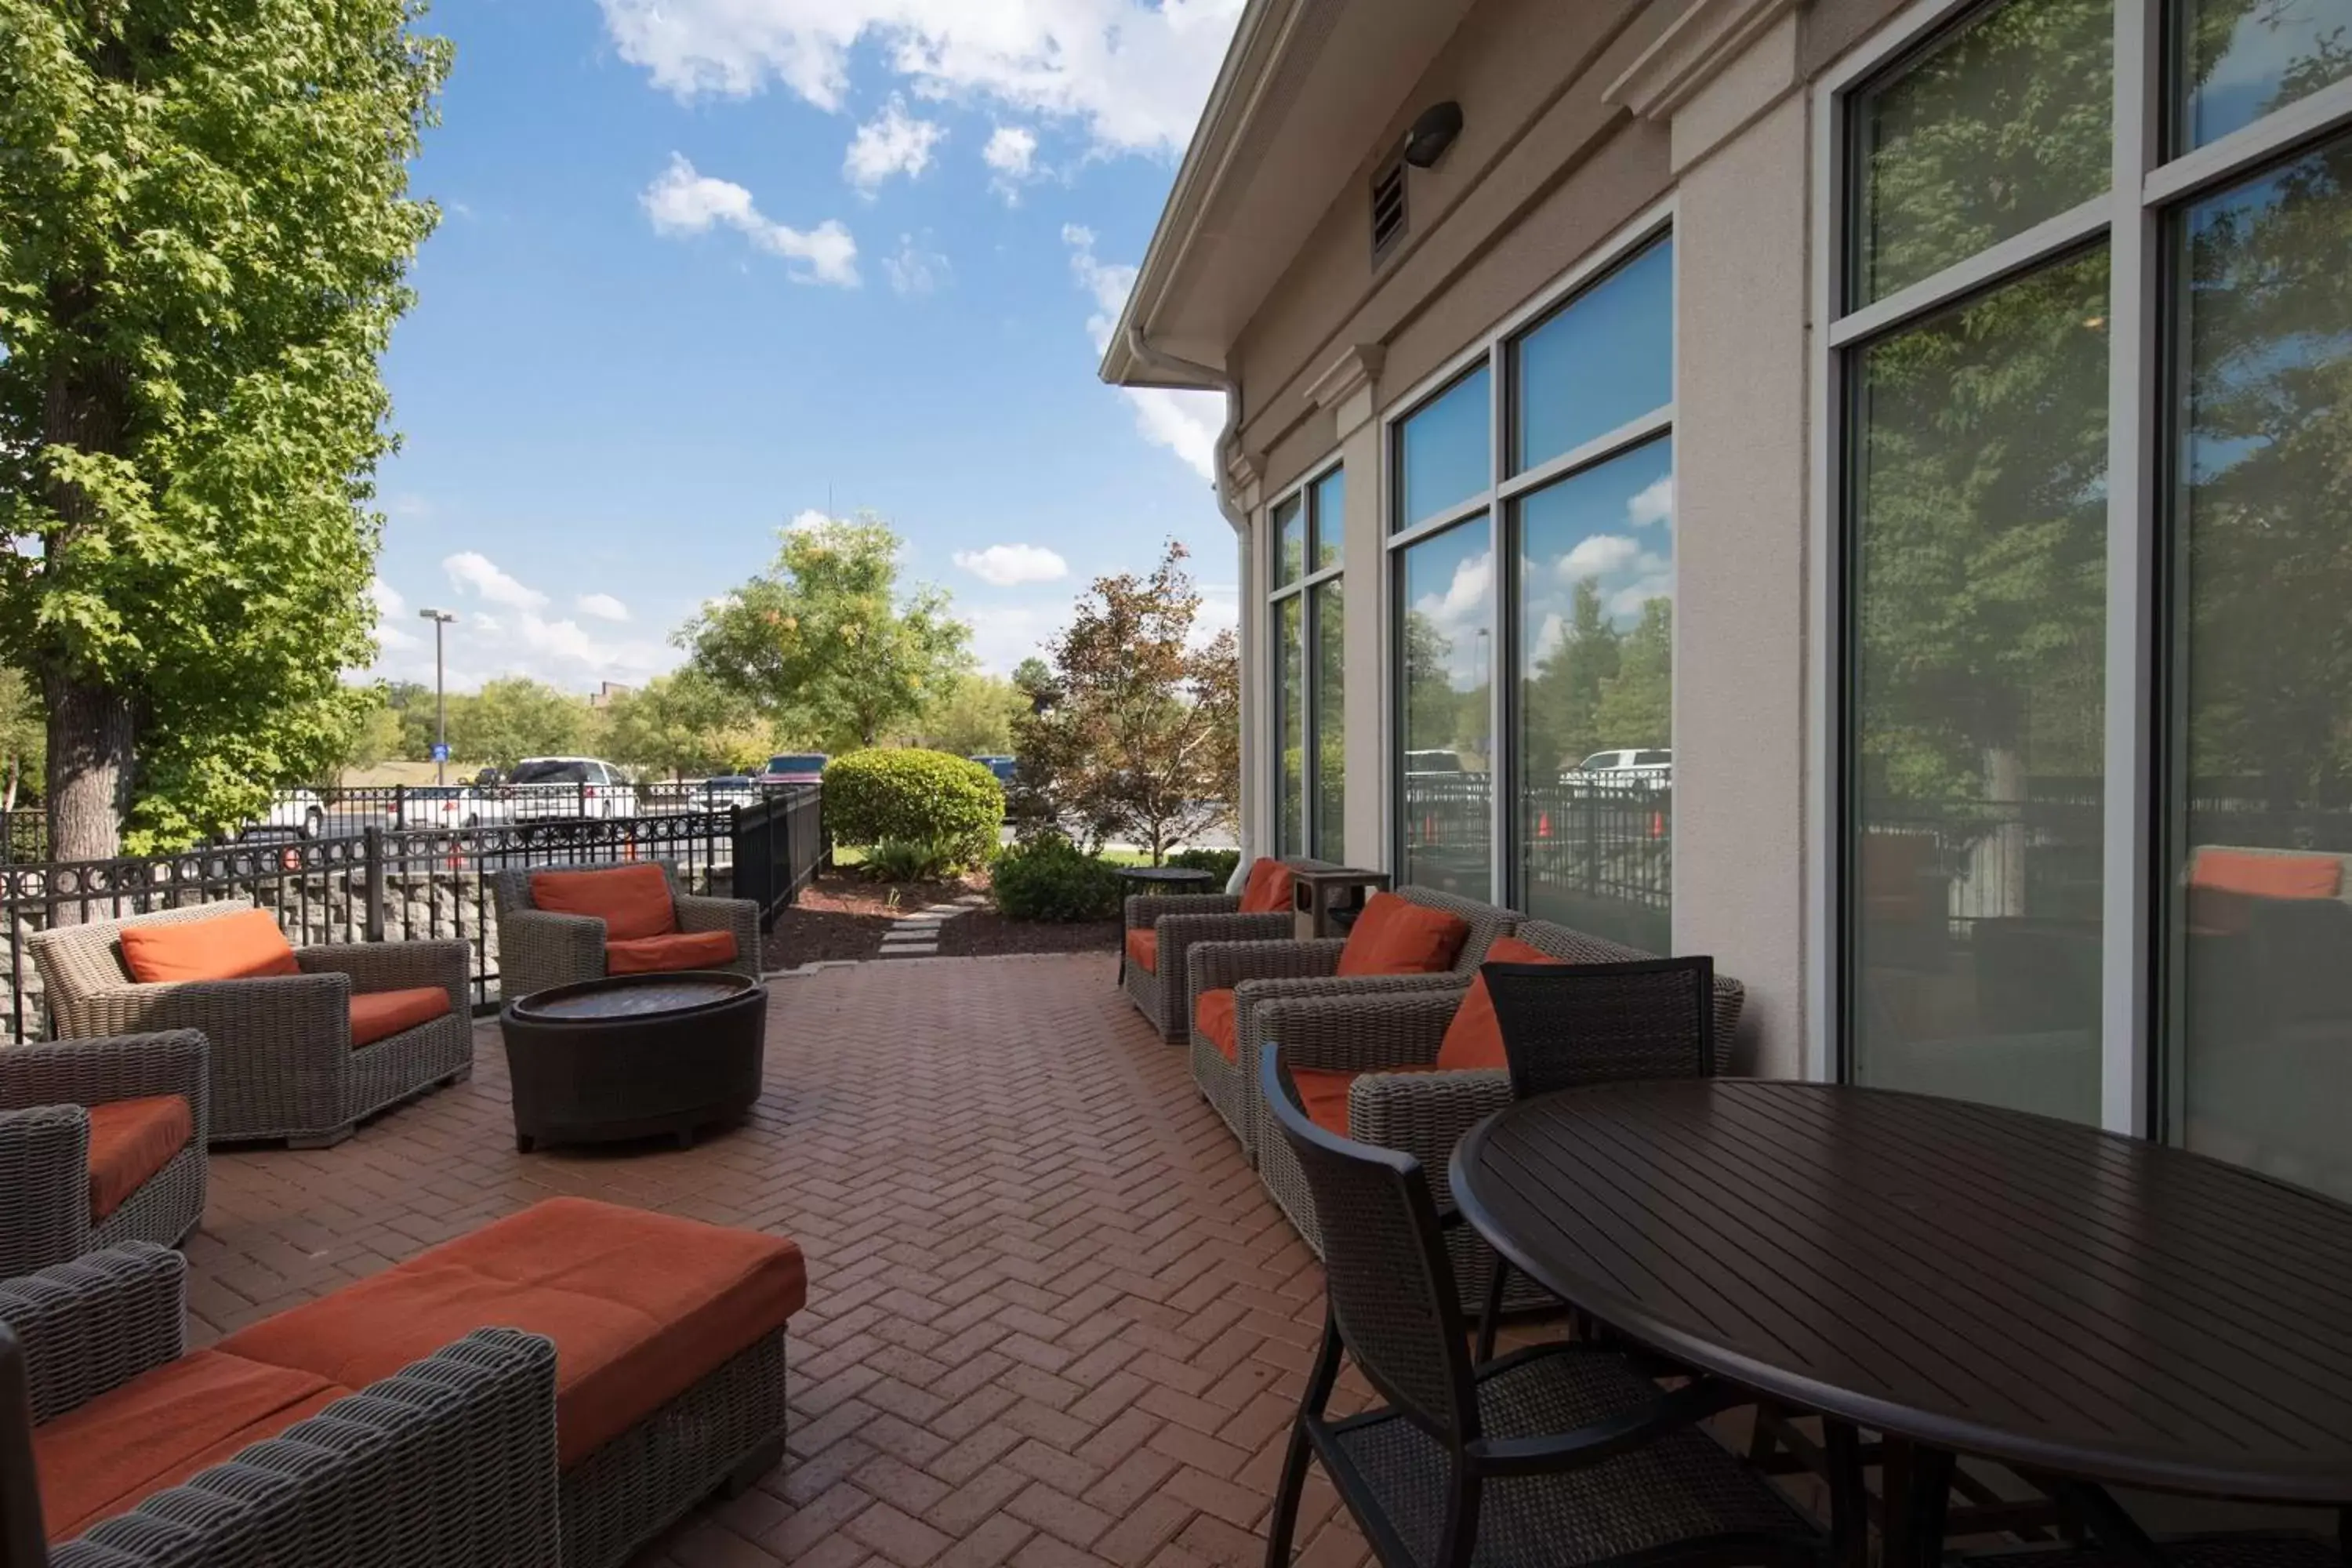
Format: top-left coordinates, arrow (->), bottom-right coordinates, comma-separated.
1116,866 -> 1218,887
1450,1078 -> 2352,1502
511,972 -> 753,1021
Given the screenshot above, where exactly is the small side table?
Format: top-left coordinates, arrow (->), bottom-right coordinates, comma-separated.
1115,865 -> 1220,985
1292,866 -> 1392,940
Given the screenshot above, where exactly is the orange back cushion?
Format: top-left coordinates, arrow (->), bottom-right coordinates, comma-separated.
119,909 -> 300,985
2190,850 -> 2342,902
1335,893 -> 1472,978
1238,858 -> 1295,916
1436,936 -> 1566,1071
530,865 -> 677,941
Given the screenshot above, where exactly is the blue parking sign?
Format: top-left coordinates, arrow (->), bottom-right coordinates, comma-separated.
431,742 -> 450,762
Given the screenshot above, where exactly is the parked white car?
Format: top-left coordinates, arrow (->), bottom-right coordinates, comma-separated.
1565,749 -> 1673,791
396,786 -> 512,829
246,789 -> 326,839
503,757 -> 639,819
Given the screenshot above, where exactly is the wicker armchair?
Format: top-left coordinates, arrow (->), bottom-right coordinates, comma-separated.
1120,857 -> 1338,1040
1185,886 -> 1519,1162
29,905 -> 472,1149
0,1244 -> 561,1568
1248,921 -> 1745,1308
0,1031 -> 208,1282
490,861 -> 760,1003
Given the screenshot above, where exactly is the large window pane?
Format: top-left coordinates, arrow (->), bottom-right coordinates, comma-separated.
1848,248 -> 2111,1123
2168,138 -> 2352,1200
1516,437 -> 1674,953
2175,0 -> 2352,152
1514,239 -> 1675,474
1273,495 -> 1305,590
1852,0 -> 2111,306
1313,468 -> 1346,572
1396,368 -> 1491,529
1399,521 -> 1493,896
1276,593 -> 1305,855
1314,579 -> 1346,862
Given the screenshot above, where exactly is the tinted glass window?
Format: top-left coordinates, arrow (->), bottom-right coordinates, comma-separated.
1396,368 -> 1491,530
2175,0 -> 2352,151
1514,238 -> 1675,474
1399,520 -> 1492,896
511,761 -> 587,784
1312,468 -> 1346,572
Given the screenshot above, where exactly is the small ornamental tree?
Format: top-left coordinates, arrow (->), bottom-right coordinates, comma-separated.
1014,543 -> 1239,864
0,0 -> 451,855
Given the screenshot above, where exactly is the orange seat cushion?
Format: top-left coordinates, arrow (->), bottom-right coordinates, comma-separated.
1196,988 -> 1239,1064
1437,937 -> 1569,1072
529,865 -> 677,942
1286,1066 -> 1358,1138
1238,858 -> 1295,916
1125,928 -> 1158,975
348,986 -> 452,1048
34,1348 -> 347,1541
2190,850 -> 2342,901
220,1196 -> 807,1469
1334,894 -> 1472,978
86,1095 -> 194,1221
118,909 -> 300,985
605,930 -> 739,976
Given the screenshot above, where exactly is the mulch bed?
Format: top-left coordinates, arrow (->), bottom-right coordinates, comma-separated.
761,870 -> 1120,967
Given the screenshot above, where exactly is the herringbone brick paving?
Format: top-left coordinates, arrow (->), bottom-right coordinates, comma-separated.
187,953 -> 1382,1568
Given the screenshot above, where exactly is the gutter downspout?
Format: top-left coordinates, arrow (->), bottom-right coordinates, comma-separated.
1125,325 -> 1254,895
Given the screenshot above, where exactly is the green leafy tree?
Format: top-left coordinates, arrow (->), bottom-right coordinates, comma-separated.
603,671 -> 770,777
684,514 -> 972,753
914,672 -> 1028,757
445,678 -> 592,770
1593,597 -> 1671,753
0,0 -> 450,855
1014,543 -> 1239,863
333,691 -> 407,778
1523,580 -> 1621,774
0,669 -> 45,811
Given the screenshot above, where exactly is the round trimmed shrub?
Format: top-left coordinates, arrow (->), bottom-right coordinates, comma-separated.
1167,848 -> 1240,887
991,835 -> 1126,922
824,749 -> 1003,870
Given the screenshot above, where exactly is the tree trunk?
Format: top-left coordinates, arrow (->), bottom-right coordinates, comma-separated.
44,668 -> 134,863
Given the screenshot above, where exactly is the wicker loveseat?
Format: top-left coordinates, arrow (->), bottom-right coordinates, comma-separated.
0,1030 -> 209,1283
1247,919 -> 1745,1305
1120,857 -> 1338,1040
490,862 -> 760,1003
30,905 -> 470,1149
7,1196 -> 805,1568
1184,887 -> 1519,1162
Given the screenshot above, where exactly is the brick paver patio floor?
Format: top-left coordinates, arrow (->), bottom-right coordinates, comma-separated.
188,953 -> 1377,1568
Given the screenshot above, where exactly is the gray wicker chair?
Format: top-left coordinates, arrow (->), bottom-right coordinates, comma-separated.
29,904 -> 471,1149
1257,1046 -> 1820,1568
0,1244 -> 561,1568
490,861 -> 760,1003
1249,921 -> 1744,1311
1120,857 -> 1338,1040
0,1031 -> 208,1282
1185,886 -> 1519,1163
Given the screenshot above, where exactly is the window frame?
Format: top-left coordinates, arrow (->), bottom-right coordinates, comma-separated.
1381,199 -> 1679,908
1809,0 -> 2352,1133
1266,458 -> 1345,859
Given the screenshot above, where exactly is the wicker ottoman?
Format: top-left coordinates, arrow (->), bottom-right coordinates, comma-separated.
499,971 -> 767,1152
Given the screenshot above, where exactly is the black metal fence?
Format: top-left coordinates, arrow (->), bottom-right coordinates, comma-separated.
0,788 -> 823,1043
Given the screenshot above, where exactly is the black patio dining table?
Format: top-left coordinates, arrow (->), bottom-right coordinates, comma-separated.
1449,1079 -> 2352,1566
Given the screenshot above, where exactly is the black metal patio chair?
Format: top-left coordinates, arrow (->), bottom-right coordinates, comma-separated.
1473,956 -> 1717,1359
1258,1044 -> 1820,1568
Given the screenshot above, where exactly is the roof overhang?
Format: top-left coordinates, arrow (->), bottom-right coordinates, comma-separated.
1100,0 -> 1475,391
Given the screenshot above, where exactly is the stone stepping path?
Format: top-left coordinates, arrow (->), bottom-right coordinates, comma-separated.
876,891 -> 989,958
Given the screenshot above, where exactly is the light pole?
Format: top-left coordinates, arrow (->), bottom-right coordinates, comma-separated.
418,608 -> 457,785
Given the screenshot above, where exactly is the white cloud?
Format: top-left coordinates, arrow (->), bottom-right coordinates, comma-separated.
954,543 -> 1069,587
1608,575 -> 1674,619
642,154 -> 860,287
368,578 -> 422,650
576,593 -> 631,622
367,577 -> 406,618
1556,534 -> 1640,582
1627,474 -> 1674,529
983,124 -> 1040,201
883,234 -> 949,296
844,96 -> 946,191
1411,549 -> 1496,686
786,507 -> 837,532
1062,224 -> 1225,481
445,551 -> 548,611
598,0 -> 1244,159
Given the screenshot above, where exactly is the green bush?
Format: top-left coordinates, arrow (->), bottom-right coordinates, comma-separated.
991,834 -> 1126,922
1167,848 -> 1240,887
825,749 -> 1002,869
862,837 -> 959,883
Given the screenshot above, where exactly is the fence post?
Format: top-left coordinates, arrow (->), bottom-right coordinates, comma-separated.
363,825 -> 387,943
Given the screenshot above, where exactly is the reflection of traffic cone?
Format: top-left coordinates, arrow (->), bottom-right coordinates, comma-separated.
1537,812 -> 1552,840
1423,815 -> 1436,844
623,837 -> 640,862
1650,811 -> 1664,840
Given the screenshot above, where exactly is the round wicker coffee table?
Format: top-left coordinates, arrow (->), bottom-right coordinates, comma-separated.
499,971 -> 766,1152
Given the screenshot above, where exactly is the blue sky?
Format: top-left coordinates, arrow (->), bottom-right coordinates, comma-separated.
365,0 -> 1240,693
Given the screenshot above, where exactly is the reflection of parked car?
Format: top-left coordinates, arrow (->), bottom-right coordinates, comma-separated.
397,786 -> 510,829
1566,749 -> 1672,790
506,757 -> 639,819
699,775 -> 758,807
245,789 -> 325,839
970,756 -> 1018,786
759,753 -> 828,786
1403,750 -> 1465,775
